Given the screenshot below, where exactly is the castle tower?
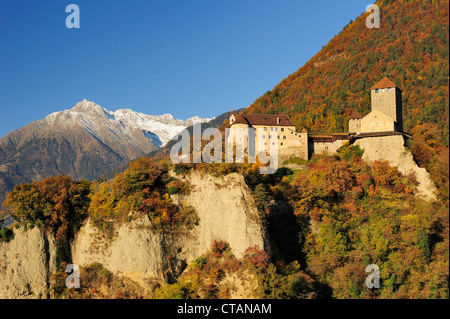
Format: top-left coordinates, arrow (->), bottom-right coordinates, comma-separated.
370,77 -> 403,132
229,110 -> 235,126
348,109 -> 362,134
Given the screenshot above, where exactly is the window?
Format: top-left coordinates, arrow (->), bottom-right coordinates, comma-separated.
281,143 -> 283,146
270,127 -> 274,131
380,99 -> 382,103
388,88 -> 391,92
281,128 -> 284,132
283,136 -> 286,139
375,89 -> 379,93
277,136 -> 280,139
262,135 -> 265,139
382,88 -> 385,92
263,127 -> 267,131
275,127 -> 278,131
269,135 -> 272,139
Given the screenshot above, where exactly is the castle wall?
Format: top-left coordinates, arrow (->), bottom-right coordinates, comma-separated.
371,87 -> 397,122
349,118 -> 361,134
360,109 -> 395,133
228,124 -> 308,161
278,129 -> 308,162
370,87 -> 402,130
311,139 -> 347,156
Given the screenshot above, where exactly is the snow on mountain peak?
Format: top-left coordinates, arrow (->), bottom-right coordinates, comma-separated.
71,99 -> 104,112
43,100 -> 214,148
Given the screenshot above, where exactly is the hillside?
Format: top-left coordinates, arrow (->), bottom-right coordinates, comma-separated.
244,0 -> 449,196
247,0 -> 448,137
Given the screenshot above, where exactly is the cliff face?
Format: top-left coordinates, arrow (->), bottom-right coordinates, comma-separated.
0,227 -> 57,299
71,171 -> 267,284
355,135 -> 437,201
70,216 -> 167,285
172,172 -> 268,261
0,172 -> 267,298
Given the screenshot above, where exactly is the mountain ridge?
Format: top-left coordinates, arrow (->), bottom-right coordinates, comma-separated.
0,100 -> 213,206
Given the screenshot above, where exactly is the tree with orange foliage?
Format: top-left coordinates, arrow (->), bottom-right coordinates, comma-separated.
2,176 -> 92,242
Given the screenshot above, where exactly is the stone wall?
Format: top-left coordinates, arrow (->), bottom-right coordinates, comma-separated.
360,109 -> 395,133
370,87 -> 402,130
311,139 -> 347,157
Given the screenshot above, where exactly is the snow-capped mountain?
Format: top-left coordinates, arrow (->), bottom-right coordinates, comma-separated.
0,100 -> 213,206
44,99 -> 213,148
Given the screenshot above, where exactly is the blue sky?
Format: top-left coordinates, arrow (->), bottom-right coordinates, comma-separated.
0,0 -> 366,138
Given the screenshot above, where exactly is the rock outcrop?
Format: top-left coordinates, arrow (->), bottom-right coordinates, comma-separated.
355,135 -> 438,201
0,227 -> 57,299
172,172 -> 268,261
0,171 -> 268,298
70,216 -> 167,284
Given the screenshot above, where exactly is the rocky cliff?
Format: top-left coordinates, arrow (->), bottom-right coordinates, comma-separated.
171,172 -> 268,261
354,135 -> 438,201
0,172 -> 267,298
0,227 -> 57,299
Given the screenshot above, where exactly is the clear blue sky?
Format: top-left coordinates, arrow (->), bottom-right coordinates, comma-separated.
0,0 -> 366,138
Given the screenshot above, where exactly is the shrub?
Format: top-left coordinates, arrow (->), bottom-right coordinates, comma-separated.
211,240 -> 230,258
0,227 -> 14,242
243,245 -> 270,270
173,163 -> 192,176
155,282 -> 191,299
166,179 -> 190,195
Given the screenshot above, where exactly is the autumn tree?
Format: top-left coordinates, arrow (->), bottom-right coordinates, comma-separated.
2,175 -> 92,242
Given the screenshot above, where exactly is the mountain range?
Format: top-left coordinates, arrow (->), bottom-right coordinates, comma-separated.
0,99 -> 213,205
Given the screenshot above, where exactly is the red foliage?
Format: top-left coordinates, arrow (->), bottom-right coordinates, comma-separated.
210,240 -> 230,258
243,245 -> 270,269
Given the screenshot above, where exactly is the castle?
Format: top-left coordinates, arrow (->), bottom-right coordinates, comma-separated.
228,77 -> 410,163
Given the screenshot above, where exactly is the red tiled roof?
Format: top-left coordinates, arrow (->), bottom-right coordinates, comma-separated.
231,114 -> 295,127
350,110 -> 362,119
370,77 -> 399,90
